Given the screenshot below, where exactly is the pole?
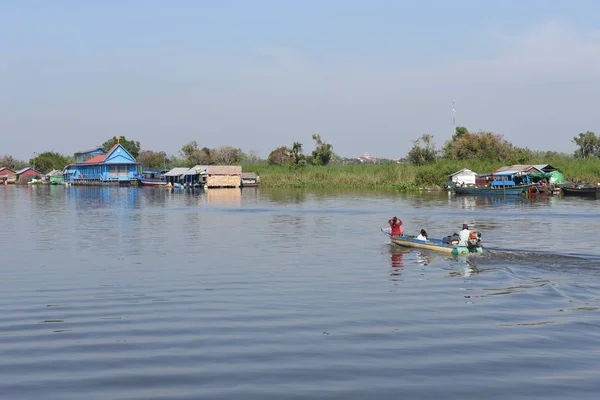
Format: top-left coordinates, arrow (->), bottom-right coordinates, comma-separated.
452,100 -> 456,137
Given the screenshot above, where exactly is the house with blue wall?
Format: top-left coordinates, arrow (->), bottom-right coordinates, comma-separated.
64,144 -> 141,185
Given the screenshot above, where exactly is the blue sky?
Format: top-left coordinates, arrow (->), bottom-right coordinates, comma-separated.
2,0 -> 600,160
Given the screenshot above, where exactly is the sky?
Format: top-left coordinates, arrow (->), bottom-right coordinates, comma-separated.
1,0 -> 600,160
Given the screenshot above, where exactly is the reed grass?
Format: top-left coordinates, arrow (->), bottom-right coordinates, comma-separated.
243,158 -> 600,189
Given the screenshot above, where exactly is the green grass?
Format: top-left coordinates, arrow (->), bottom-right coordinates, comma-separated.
242,158 -> 600,189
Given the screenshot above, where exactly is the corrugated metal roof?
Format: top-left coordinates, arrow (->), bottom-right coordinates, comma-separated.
44,169 -> 63,177
0,167 -> 15,173
164,167 -> 190,177
84,154 -> 109,163
15,167 -> 40,175
493,165 -> 543,174
206,165 -> 242,175
184,165 -> 207,175
241,172 -> 257,179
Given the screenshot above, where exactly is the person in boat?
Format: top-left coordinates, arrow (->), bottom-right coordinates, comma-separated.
416,229 -> 427,241
388,217 -> 404,236
458,224 -> 471,247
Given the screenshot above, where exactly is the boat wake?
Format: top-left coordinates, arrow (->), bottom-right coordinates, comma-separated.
467,249 -> 600,272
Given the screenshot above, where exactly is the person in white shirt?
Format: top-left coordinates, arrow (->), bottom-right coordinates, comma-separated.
458,224 -> 471,246
416,229 -> 428,241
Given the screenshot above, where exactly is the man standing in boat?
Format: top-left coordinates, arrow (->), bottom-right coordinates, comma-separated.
388,217 -> 404,236
458,224 -> 471,247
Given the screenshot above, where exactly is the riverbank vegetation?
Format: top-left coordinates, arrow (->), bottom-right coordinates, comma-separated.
2,128 -> 600,187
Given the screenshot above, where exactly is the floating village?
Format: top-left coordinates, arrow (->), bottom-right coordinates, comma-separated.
0,143 -> 259,190
1,144 -> 600,198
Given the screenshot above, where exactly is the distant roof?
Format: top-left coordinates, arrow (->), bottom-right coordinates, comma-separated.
448,168 -> 477,177
84,154 -> 109,163
206,165 -> 242,175
493,165 -> 543,174
164,167 -> 190,177
184,165 -> 207,175
492,170 -> 520,176
15,167 -> 41,175
532,164 -> 558,172
44,169 -> 63,177
242,172 -> 257,179
75,146 -> 105,154
0,167 -> 15,173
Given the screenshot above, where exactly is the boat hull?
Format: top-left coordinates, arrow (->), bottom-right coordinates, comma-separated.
453,185 -> 532,195
382,228 -> 483,256
139,178 -> 168,187
562,186 -> 599,197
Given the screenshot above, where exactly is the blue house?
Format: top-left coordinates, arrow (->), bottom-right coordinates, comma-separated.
64,144 -> 141,185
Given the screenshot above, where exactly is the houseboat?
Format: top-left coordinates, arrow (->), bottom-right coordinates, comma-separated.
0,167 -> 16,185
63,144 -> 141,186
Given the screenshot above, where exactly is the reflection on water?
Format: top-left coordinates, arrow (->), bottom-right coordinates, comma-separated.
2,186 -> 600,400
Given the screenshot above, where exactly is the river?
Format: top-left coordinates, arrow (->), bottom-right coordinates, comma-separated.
1,185 -> 599,399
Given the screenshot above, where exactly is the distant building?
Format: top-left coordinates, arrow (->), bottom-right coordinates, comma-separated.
358,152 -> 377,163
206,165 -> 242,188
15,167 -> 42,184
0,167 -> 16,184
64,144 -> 141,185
448,168 -> 478,186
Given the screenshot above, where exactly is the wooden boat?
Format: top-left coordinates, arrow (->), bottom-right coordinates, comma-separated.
453,185 -> 532,195
562,185 -> 600,197
381,228 -> 483,256
139,178 -> 168,187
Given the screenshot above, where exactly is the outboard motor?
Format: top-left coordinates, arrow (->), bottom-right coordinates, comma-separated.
467,231 -> 482,250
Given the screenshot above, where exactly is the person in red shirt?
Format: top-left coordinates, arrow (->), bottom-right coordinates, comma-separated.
388,216 -> 404,236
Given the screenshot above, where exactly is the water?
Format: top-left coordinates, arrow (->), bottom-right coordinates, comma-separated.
1,185 -> 600,399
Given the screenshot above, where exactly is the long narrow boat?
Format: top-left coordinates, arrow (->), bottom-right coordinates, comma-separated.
139,178 -> 168,187
381,228 -> 483,256
562,186 -> 599,198
453,184 -> 532,195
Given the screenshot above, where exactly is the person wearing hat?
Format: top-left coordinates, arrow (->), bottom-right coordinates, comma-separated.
458,224 -> 471,247
388,216 -> 404,236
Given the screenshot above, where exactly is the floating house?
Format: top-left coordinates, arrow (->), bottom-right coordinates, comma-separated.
206,166 -> 242,188
183,165 -> 207,187
44,169 -> 65,184
448,168 -> 478,186
15,167 -> 42,184
0,167 -> 16,184
163,167 -> 189,185
241,172 -> 260,187
63,144 -> 141,185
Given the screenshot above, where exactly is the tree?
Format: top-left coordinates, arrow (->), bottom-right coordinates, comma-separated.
137,150 -> 169,170
268,146 -> 291,165
310,134 -> 333,166
214,146 -> 241,164
572,131 -> 599,159
407,134 -> 437,165
442,131 -> 514,161
180,141 -> 203,166
453,126 -> 469,141
102,136 -> 141,159
239,149 -> 263,164
29,151 -> 74,173
0,154 -> 28,171
290,142 -> 304,165
199,147 -> 215,165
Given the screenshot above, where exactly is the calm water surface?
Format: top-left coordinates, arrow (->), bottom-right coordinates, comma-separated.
1,186 -> 600,399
